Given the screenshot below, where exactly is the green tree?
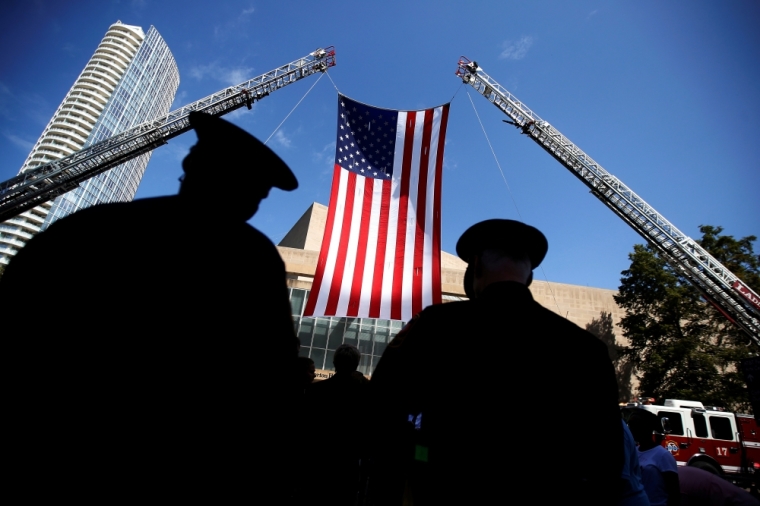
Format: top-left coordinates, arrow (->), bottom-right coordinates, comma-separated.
585,310 -> 634,403
614,226 -> 759,412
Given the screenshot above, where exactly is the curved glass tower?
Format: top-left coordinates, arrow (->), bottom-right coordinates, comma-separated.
0,21 -> 179,266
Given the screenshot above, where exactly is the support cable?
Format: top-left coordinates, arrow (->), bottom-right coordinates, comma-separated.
265,73 -> 325,145
466,91 -> 522,219
450,81 -> 464,103
324,69 -> 341,93
465,90 -> 562,316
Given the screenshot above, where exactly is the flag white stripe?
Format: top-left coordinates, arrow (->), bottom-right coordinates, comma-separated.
380,176 -> 401,320
379,111 -> 406,320
312,168 -> 349,317
335,175 -> 365,316
422,106 -> 443,309
401,115 -> 425,321
358,178 -> 383,316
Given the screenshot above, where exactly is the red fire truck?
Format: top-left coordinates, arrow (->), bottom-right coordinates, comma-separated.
622,399 -> 760,487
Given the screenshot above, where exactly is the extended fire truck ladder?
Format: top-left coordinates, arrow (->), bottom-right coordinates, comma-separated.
456,57 -> 760,344
0,47 -> 336,223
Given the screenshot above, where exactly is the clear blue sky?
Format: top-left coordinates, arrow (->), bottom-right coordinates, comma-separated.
1,0 -> 758,290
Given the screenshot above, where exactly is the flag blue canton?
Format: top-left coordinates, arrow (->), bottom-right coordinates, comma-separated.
335,95 -> 397,180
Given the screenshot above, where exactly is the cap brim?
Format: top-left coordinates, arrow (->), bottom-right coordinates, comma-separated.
188,111 -> 298,191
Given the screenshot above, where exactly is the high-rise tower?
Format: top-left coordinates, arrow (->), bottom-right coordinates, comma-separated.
0,21 -> 179,267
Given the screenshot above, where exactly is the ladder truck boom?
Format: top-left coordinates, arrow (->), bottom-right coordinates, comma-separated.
0,47 -> 336,223
455,57 -> 760,344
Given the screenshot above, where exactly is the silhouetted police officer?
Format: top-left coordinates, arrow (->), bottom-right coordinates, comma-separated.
370,219 -> 623,505
1,111 -> 299,502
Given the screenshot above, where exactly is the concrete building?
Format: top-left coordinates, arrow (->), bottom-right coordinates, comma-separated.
0,21 -> 179,266
279,202 -> 628,383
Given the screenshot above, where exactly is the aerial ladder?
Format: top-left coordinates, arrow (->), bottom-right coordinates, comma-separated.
455,57 -> 760,344
0,47 -> 336,223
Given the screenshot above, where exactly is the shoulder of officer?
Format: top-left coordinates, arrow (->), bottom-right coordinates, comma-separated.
387,301 -> 474,350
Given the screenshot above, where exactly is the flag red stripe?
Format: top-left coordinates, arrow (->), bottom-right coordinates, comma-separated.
303,164 -> 342,316
369,180 -> 391,317
346,178 -> 374,317
324,171 -> 357,316
411,109 -> 434,316
391,112 -> 416,321
431,104 -> 449,304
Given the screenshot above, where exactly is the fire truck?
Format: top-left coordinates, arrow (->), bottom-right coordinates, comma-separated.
621,399 -> 760,487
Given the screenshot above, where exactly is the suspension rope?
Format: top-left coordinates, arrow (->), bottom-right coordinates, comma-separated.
264,72 -> 325,145
465,90 -> 562,315
450,81 -> 464,103
324,69 -> 340,93
538,270 -> 562,316
466,90 -> 522,219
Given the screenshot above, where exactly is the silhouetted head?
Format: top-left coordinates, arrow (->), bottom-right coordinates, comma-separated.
456,219 -> 548,297
627,409 -> 663,450
180,111 -> 298,220
333,344 -> 360,374
297,356 -> 316,387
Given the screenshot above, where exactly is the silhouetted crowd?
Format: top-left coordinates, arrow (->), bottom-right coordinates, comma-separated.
2,113 -> 757,505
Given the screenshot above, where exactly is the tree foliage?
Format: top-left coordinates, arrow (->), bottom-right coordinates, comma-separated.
586,310 -> 634,402
614,226 -> 759,412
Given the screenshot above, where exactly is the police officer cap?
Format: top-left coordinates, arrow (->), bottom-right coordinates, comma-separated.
187,111 -> 298,191
456,219 -> 548,269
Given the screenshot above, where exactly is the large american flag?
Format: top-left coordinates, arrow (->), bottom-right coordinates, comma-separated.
303,94 -> 450,321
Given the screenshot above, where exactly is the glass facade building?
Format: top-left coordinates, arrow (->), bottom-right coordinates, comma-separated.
289,287 -> 403,375
0,22 -> 179,266
44,26 -> 179,226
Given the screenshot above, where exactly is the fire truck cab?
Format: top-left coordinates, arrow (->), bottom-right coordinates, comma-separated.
621,399 -> 760,487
